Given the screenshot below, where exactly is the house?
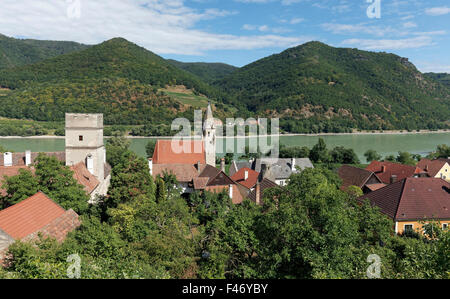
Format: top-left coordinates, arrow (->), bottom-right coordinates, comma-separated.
366,161 -> 421,185
248,178 -> 279,205
337,165 -> 385,193
193,164 -> 245,204
0,114 -> 111,202
151,162 -> 205,194
0,192 -> 81,257
229,160 -> 253,177
417,159 -> 450,182
149,102 -> 218,193
254,158 -> 314,186
231,167 -> 260,190
358,178 -> 450,235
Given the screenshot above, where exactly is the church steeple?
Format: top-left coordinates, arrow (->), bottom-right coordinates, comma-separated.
204,102 -> 216,167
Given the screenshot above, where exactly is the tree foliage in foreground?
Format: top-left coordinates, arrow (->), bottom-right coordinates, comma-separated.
1,138 -> 449,279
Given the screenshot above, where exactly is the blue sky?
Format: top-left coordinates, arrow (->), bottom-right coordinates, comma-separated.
0,0 -> 449,72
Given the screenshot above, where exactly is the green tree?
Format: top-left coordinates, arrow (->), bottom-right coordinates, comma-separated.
2,153 -> 89,214
309,138 -> 330,164
364,150 -> 382,163
146,140 -> 157,158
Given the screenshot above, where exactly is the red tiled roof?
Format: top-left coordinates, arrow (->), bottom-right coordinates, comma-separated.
153,163 -> 204,183
231,167 -> 260,189
0,192 -> 76,240
70,162 -> 100,194
358,178 -> 450,221
338,165 -> 381,189
366,161 -> 420,184
365,184 -> 387,192
248,178 -> 279,203
417,159 -> 448,177
152,140 -> 206,165
193,177 -> 210,190
0,166 -> 32,196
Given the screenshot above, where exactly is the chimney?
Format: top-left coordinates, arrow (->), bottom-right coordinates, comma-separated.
86,154 -> 94,175
25,150 -> 31,166
197,161 -> 202,174
3,152 -> 12,167
229,184 -> 233,199
148,158 -> 153,175
425,164 -> 429,172
390,175 -> 398,184
291,158 -> 296,172
255,181 -> 261,205
382,166 -> 386,173
261,164 -> 267,179
244,170 -> 249,181
220,158 -> 225,172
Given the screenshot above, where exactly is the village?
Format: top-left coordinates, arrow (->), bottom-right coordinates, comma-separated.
0,104 -> 449,262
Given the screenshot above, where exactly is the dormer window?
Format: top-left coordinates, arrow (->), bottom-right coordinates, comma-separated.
79,135 -> 83,141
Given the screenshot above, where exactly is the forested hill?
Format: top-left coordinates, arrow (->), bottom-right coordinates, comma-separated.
167,60 -> 238,84
215,41 -> 450,132
0,38 -> 221,98
0,36 -> 448,134
425,72 -> 450,88
0,38 -> 233,128
0,33 -> 89,69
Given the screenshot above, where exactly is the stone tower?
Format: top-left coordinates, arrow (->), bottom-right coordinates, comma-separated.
203,103 -> 216,167
65,113 -> 105,182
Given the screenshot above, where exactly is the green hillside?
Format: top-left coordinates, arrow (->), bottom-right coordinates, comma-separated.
215,41 -> 450,133
167,60 -> 238,83
0,38 -> 225,99
0,33 -> 89,69
0,38 -> 235,131
425,72 -> 450,88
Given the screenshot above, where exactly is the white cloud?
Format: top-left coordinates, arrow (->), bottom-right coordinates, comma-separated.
321,23 -> 400,37
425,6 -> 450,16
402,22 -> 417,28
243,24 -> 291,33
0,0 -> 309,55
342,36 -> 434,50
417,62 -> 450,73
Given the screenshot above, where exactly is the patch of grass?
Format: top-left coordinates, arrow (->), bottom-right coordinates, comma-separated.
163,91 -> 209,108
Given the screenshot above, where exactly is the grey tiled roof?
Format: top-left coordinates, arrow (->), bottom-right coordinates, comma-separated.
254,158 -> 314,180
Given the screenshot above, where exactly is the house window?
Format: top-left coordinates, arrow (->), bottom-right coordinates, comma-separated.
404,224 -> 413,233
443,223 -> 448,230
79,135 -> 84,141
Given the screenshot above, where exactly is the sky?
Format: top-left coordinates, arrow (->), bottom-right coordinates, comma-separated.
0,0 -> 449,72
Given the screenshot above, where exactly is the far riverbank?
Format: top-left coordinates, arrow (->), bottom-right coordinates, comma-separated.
0,129 -> 448,139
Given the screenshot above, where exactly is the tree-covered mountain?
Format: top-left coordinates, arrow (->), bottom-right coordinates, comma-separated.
0,38 -> 235,130
167,60 -> 238,83
425,72 -> 450,88
0,37 -> 448,135
0,33 -> 89,69
215,41 -> 450,133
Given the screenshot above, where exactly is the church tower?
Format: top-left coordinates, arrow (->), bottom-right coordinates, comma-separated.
203,103 -> 216,167
65,113 -> 105,182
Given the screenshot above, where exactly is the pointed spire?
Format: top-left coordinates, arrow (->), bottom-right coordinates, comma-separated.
206,102 -> 213,120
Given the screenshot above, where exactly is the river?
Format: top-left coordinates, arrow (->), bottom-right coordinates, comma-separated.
1,132 -> 449,163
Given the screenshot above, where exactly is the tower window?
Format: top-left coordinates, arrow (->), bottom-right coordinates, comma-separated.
79,135 -> 84,141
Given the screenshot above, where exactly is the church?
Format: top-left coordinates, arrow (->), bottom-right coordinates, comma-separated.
149,103 -> 245,202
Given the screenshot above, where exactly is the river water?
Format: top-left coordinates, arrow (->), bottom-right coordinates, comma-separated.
1,133 -> 449,163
